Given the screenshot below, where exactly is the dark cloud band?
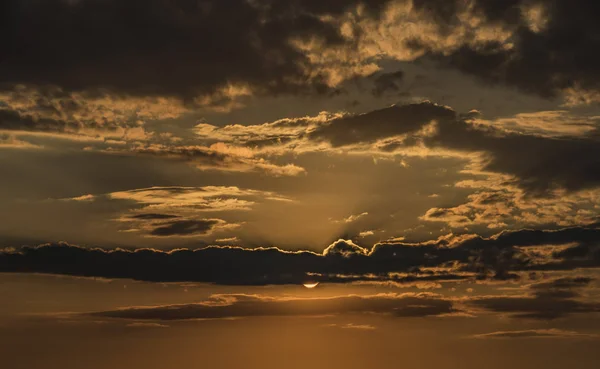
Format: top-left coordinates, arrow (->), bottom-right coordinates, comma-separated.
2,226 -> 600,285
91,292 -> 454,321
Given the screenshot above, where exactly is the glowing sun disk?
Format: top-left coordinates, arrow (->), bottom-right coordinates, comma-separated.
303,282 -> 319,289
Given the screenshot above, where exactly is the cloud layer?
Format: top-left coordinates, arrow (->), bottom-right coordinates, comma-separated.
83,276 -> 600,322
194,101 -> 600,196
4,0 -> 600,105
2,226 -> 600,285
0,0 -> 390,99
91,292 -> 453,320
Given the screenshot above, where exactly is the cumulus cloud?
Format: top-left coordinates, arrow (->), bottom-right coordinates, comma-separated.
323,239 -> 369,257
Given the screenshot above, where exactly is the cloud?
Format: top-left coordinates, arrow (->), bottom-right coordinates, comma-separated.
369,103 -> 600,195
320,0 -> 600,104
125,322 -> 169,329
420,182 -> 600,230
0,87 -> 186,143
325,323 -> 377,330
193,111 -> 338,156
323,239 -> 369,257
128,214 -> 180,221
145,219 -> 236,238
192,101 -> 600,195
215,237 -> 241,244
102,143 -> 306,177
530,277 -> 593,291
371,70 -> 404,97
68,186 -> 287,237
0,0 -> 395,100
429,123 -> 600,195
412,0 -> 600,103
3,0 -> 600,106
471,110 -> 600,138
359,230 -> 375,238
332,212 -> 370,224
0,132 -> 42,149
472,329 -> 599,339
468,277 -> 600,320
2,226 -> 600,285
308,102 -> 456,147
90,292 -> 454,321
62,185 -> 292,221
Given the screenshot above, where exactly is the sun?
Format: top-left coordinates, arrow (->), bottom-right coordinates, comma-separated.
303,282 -> 319,289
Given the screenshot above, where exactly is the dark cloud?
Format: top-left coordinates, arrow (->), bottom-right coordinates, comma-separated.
371,70 -> 405,96
118,145 -> 234,167
470,294 -> 599,320
0,0 -> 393,100
530,277 -> 593,291
125,322 -> 169,329
304,101 -> 600,194
469,277 -> 600,320
0,88 -> 175,142
128,214 -> 180,220
3,0 -> 599,104
2,226 -> 600,285
308,101 -> 456,147
116,209 -> 234,238
441,228 -> 600,276
553,243 -> 600,267
0,109 -> 69,133
148,219 -> 221,237
428,120 -> 600,194
103,144 -> 306,176
90,292 -> 454,320
411,0 -> 600,99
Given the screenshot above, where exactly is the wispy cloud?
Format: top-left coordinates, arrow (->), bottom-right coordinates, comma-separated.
473,329 -> 599,339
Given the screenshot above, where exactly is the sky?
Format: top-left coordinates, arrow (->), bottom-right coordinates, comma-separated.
1,1 -> 600,368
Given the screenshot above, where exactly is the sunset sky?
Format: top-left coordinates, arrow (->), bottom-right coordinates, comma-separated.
2,1 -> 600,368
